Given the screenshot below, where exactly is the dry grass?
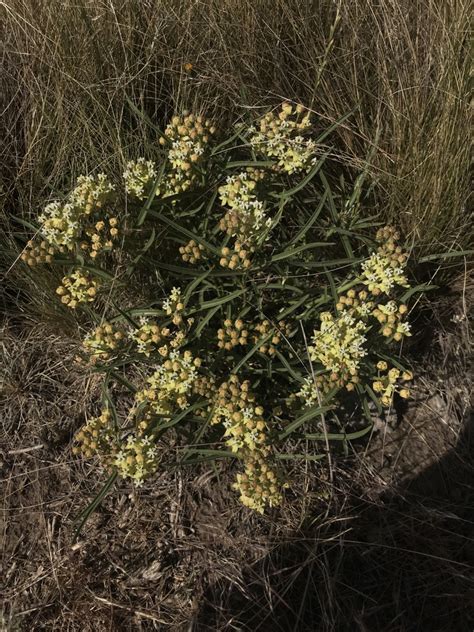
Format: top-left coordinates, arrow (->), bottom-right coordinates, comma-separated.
1,0 -> 471,249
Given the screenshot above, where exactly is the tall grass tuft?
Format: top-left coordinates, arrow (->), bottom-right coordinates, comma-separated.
2,0 -> 471,251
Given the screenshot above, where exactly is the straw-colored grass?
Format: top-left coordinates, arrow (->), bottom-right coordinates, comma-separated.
2,0 -> 471,252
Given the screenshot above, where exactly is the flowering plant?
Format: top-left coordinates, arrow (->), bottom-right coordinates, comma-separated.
22,103 -> 417,515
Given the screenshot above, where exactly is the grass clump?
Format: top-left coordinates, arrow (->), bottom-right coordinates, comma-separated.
19,103 -> 421,514
2,0 -> 471,255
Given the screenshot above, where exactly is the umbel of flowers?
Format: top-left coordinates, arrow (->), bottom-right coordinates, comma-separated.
24,102 -> 417,513
82,321 -> 126,361
21,173 -> 120,308
248,102 -> 315,174
211,376 -> 285,513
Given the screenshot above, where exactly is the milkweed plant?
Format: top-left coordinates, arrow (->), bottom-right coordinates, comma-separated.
22,103 -> 417,514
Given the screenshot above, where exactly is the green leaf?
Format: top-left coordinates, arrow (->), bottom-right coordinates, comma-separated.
255,282 -> 304,294
364,384 -> 383,414
225,160 -> 274,169
418,249 -> 474,263
125,95 -> 165,138
73,471 -> 117,541
107,370 -> 137,393
151,401 -> 206,434
193,305 -> 221,338
271,242 -> 333,262
183,269 -> 212,302
126,227 -> 157,275
279,149 -> 330,199
304,423 -> 373,441
137,161 -> 167,226
152,261 -> 211,276
278,403 -> 334,439
400,283 -> 438,302
314,110 -> 355,146
82,265 -> 117,281
274,350 -> 304,382
277,293 -> 311,320
110,302 -> 140,328
11,215 -> 40,233
324,267 -> 338,304
101,378 -> 119,431
257,197 -> 287,245
319,170 -> 354,258
211,125 -> 246,155
275,453 -> 325,462
182,448 -> 237,460
289,191 -> 327,246
148,210 -> 220,255
286,257 -> 361,269
199,287 -> 247,310
377,353 -> 410,373
127,308 -> 165,318
231,331 -> 275,374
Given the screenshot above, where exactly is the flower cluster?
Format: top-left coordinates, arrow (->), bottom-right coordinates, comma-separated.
219,243 -> 252,269
25,108 -> 421,515
158,113 -> 216,195
233,453 -> 284,513
216,318 -> 290,355
217,318 -> 250,350
38,201 -> 82,250
360,226 -> 409,296
28,173 -> 118,297
218,170 -> 270,243
130,318 -> 169,357
56,269 -> 99,308
162,287 -> 185,325
73,409 -> 117,464
135,350 -> 201,416
80,217 -> 119,259
336,289 -> 373,318
376,226 -> 409,265
192,374 -> 216,400
113,434 -> 159,486
179,239 -> 205,264
212,376 -> 284,513
372,361 -> 413,406
123,158 -> 157,200
360,252 -> 409,296
296,376 -> 321,407
21,239 -> 55,266
70,173 -> 115,213
373,301 -> 411,341
83,321 -> 126,360
253,319 -> 289,356
295,368 -> 352,405
249,102 -> 316,174
309,311 -> 368,380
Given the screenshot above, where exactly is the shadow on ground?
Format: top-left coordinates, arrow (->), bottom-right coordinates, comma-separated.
196,408 -> 474,632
